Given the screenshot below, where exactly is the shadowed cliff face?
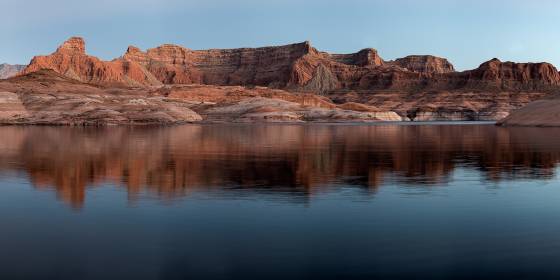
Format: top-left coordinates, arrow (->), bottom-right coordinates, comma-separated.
1,125 -> 559,208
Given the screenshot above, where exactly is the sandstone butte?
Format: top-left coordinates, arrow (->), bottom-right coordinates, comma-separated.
3,36 -> 560,125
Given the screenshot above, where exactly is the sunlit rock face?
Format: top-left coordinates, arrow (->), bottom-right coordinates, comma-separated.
18,37 -> 560,121
389,55 -> 455,74
22,37 -> 162,87
23,37 -> 560,92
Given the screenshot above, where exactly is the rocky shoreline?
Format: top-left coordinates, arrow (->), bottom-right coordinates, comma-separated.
0,70 -> 403,125
496,95 -> 560,127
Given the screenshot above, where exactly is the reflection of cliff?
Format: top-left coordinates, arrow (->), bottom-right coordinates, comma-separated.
0,125 -> 559,208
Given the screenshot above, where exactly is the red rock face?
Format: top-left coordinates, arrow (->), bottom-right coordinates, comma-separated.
22,37 -> 161,86
22,37 -> 560,94
56,37 -> 86,54
389,55 -> 455,74
124,41 -> 314,86
459,58 -> 560,91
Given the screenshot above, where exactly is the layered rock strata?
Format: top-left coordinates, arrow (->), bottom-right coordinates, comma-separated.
17,37 -> 560,122
23,37 -> 560,93
0,70 -> 401,125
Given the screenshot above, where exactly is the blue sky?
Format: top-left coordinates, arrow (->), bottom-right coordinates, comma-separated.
2,0 -> 560,70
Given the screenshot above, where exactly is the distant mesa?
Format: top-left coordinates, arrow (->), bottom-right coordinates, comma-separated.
0,63 -> 25,79
391,55 -> 455,74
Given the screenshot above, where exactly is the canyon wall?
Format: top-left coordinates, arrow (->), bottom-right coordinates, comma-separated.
18,37 -> 560,121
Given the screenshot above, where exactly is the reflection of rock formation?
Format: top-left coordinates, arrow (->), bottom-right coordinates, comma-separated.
0,125 -> 559,208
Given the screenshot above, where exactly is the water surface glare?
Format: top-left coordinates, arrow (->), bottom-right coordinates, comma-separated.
1,124 -> 560,279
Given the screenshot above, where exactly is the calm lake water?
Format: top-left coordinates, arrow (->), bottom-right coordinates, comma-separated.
1,123 -> 560,279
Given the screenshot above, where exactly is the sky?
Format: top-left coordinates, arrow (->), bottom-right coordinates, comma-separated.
2,0 -> 560,70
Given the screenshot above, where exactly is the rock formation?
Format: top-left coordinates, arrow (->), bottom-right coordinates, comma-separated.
496,94 -> 560,126
0,63 -> 25,79
456,58 -> 560,91
19,37 -> 461,90
16,37 -> 560,122
389,55 -> 455,74
0,70 -> 199,125
22,37 -> 162,87
23,37 -> 560,93
123,41 -> 314,87
0,70 -> 401,124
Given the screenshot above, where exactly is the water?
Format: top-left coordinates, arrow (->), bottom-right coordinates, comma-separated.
1,123 -> 560,279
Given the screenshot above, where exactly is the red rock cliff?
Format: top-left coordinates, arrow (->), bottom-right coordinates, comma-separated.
123,41 -> 314,86
22,37 -> 161,86
390,55 -> 455,74
21,37 -> 560,93
459,58 -> 560,91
